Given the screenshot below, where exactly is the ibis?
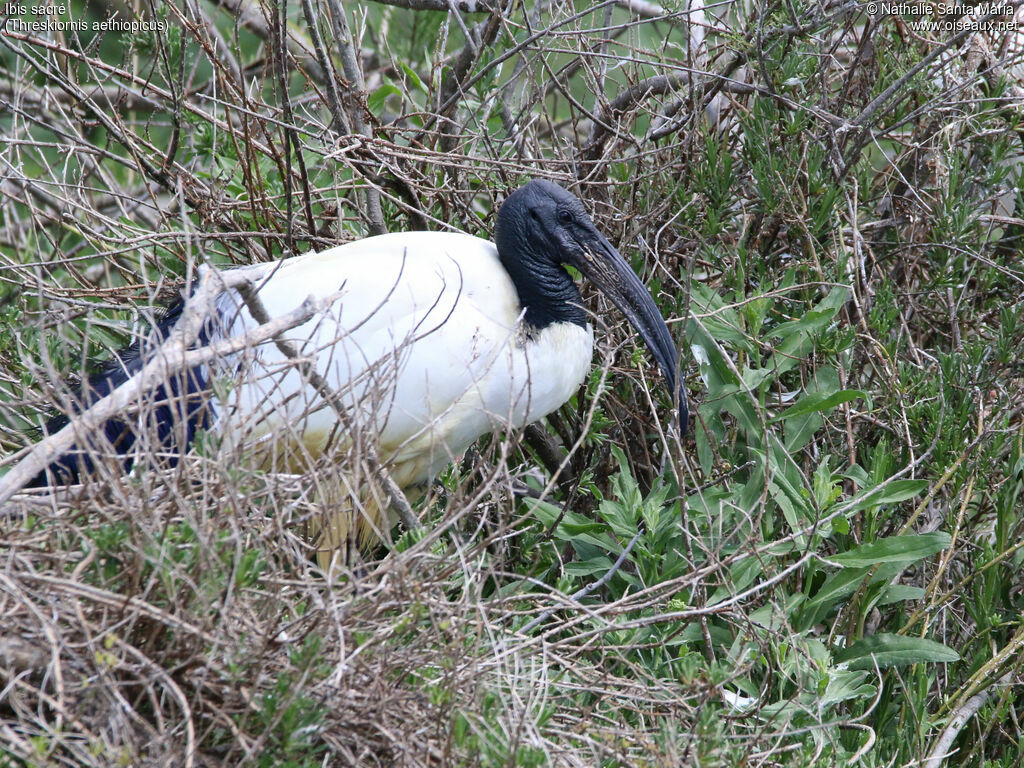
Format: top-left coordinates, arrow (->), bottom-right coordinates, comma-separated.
28,180 -> 685,564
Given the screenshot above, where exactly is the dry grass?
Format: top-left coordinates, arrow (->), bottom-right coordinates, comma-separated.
1,457 -> 711,766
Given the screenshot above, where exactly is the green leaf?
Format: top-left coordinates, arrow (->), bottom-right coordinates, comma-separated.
836,633 -> 960,669
769,307 -> 839,343
849,479 -> 930,512
565,557 -> 614,578
828,532 -> 951,569
798,559 -> 912,631
878,584 -> 927,606
844,464 -> 870,486
400,63 -> 426,93
688,283 -> 758,353
768,288 -> 850,377
771,389 -> 867,422
805,566 -> 871,611
820,669 -> 877,706
708,556 -> 763,606
368,82 -> 402,113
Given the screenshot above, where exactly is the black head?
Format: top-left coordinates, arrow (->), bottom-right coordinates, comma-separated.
495,179 -> 596,272
495,179 -> 686,431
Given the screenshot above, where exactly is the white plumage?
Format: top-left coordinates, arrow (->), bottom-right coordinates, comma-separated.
213,232 -> 593,491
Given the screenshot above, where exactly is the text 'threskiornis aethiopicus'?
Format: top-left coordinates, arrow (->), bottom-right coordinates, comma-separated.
28,180 -> 685,566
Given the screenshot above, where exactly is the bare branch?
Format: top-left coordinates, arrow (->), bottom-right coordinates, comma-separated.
326,0 -> 387,235
583,74 -> 686,160
359,0 -> 500,10
213,0 -> 328,83
0,265 -> 327,505
924,673 -> 1014,768
299,0 -> 350,134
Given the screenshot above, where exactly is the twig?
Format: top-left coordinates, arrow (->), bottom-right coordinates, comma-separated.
357,0 -> 673,19
326,0 -> 387,235
187,0 -> 245,88
581,74 -> 686,163
0,31 -> 243,232
436,9 -> 503,157
214,0 -> 327,83
835,0 -> 1024,177
300,0 -> 350,134
520,530 -> 641,634
273,0 -> 306,251
361,0 -> 499,10
924,672 -> 1014,768
0,265 -> 335,505
416,0 -> 620,140
844,2 -> 1023,133
9,571 -> 220,646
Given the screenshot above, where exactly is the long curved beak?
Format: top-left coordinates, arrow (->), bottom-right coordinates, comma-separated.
577,233 -> 687,432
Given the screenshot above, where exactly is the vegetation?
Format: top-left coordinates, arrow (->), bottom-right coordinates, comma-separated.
1,0 -> 1023,765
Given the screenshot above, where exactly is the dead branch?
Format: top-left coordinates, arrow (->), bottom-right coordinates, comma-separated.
581,74 -> 686,165
0,264 -> 333,505
214,0 -> 328,83
325,0 -> 387,235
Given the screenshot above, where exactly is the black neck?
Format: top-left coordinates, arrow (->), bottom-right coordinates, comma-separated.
510,257 -> 587,331
495,212 -> 587,331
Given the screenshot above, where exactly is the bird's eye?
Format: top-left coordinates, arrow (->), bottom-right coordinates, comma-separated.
557,210 -> 574,225
529,209 -> 539,221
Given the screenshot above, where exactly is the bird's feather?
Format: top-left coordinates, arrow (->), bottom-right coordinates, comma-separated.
196,232 -> 593,563
210,232 -> 593,485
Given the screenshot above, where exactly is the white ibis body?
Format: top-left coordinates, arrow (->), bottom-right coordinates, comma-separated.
31,180 -> 683,563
